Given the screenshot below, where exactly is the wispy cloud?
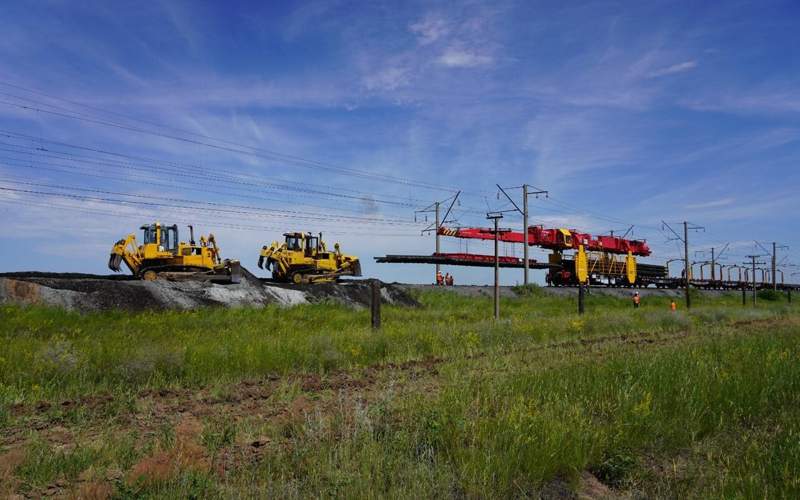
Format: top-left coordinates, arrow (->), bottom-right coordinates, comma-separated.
681,85 -> 800,115
686,198 -> 735,210
409,14 -> 450,45
363,66 -> 412,91
648,60 -> 698,78
437,48 -> 493,68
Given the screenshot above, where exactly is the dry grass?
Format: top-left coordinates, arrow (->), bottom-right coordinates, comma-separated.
0,447 -> 26,495
127,416 -> 210,488
73,480 -> 114,500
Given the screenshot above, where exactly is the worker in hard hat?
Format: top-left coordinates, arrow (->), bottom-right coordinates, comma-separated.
436,270 -> 444,286
670,299 -> 677,312
632,292 -> 641,309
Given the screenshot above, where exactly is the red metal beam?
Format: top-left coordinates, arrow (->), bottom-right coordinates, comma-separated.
438,226 -> 651,256
374,253 -> 551,269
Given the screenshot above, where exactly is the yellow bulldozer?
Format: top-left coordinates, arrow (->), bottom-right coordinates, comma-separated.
258,232 -> 361,284
108,222 -> 241,283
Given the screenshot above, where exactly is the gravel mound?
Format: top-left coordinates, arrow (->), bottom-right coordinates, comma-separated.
0,270 -> 418,312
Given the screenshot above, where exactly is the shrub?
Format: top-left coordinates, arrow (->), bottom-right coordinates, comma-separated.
757,289 -> 783,302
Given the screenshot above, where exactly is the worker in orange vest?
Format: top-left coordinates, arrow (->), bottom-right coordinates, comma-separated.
670,300 -> 677,312
632,292 -> 641,309
436,270 -> 444,286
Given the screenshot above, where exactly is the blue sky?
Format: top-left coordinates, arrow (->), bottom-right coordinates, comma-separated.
0,0 -> 798,285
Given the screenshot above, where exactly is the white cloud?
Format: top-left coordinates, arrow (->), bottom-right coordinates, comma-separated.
648,60 -> 698,78
409,15 -> 450,45
363,66 -> 411,91
437,48 -> 493,68
681,86 -> 800,115
686,198 -> 735,210
524,110 -> 642,192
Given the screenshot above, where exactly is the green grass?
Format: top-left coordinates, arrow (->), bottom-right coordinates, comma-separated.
0,290 -> 791,403
0,289 -> 798,497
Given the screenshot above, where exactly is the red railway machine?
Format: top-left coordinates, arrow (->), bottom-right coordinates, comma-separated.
438,226 -> 658,286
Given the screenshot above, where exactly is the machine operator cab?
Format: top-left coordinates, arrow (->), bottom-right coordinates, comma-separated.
141,223 -> 179,254
140,223 -> 208,256
285,233 -> 302,252
304,234 -> 322,257
283,232 -> 325,257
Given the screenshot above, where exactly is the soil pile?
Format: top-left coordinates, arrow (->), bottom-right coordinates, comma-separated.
0,270 -> 417,312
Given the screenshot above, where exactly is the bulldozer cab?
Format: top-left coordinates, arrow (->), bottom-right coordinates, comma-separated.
285,233 -> 302,251
305,235 -> 319,257
141,223 -> 179,254
283,232 -> 319,256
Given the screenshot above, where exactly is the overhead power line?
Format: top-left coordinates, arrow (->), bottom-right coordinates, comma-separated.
0,151 -> 428,218
0,181 -> 425,226
0,157 -> 418,218
0,197 -> 419,238
0,130 -> 429,208
0,87 -> 467,193
0,130 -> 493,215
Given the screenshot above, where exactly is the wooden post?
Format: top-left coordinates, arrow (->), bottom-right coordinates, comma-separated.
742,287 -> 746,306
371,280 -> 381,329
578,284 -> 585,315
788,289 -> 792,304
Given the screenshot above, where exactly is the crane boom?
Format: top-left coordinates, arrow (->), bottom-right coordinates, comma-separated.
438,225 -> 651,257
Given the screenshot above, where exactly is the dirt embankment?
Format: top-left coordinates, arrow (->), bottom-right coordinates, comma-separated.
0,269 -> 417,312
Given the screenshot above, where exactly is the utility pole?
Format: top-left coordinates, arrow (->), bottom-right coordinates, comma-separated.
755,240 -> 787,291
711,247 -> 715,281
663,221 -> 704,309
696,243 -> 728,285
684,222 -> 691,307
750,255 -> 758,305
486,212 -> 505,320
416,192 -> 460,284
497,184 -> 547,286
770,242 -> 789,291
772,242 -> 776,290
523,184 -> 528,285
434,201 -> 440,280
745,255 -> 766,306
494,216 -> 500,320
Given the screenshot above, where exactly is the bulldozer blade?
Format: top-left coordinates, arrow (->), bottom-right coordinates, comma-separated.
108,253 -> 123,272
351,260 -> 363,277
208,259 -> 241,284
228,260 -> 242,284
